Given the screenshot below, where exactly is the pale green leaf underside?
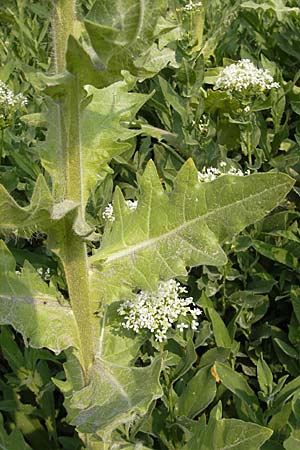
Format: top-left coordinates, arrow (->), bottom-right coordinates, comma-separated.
90,159 -> 294,303
0,242 -> 80,354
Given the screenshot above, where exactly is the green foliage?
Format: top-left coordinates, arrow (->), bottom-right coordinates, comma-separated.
1,1 -> 300,449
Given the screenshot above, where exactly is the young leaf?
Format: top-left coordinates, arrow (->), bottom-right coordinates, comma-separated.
90,159 -> 294,303
257,354 -> 274,395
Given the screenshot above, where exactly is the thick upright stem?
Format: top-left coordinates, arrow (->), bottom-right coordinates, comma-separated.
51,0 -> 94,375
52,0 -> 76,73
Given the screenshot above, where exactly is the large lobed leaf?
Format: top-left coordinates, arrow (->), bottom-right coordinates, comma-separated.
55,306 -> 162,439
0,241 -> 80,354
90,159 -> 294,304
40,76 -> 150,208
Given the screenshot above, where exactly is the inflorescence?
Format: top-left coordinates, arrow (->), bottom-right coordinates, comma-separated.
0,80 -> 27,129
118,279 -> 202,342
197,162 -> 250,182
182,1 -> 203,12
214,59 -> 280,95
102,199 -> 138,223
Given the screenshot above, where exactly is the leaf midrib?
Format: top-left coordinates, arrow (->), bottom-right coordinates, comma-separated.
91,180 -> 288,265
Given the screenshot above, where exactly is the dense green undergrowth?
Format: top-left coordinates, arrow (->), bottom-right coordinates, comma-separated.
0,1 -> 300,449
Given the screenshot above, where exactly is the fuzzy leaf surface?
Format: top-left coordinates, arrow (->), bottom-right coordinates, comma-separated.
0,174 -> 77,237
41,78 -> 150,208
0,242 -> 79,354
60,307 -> 162,436
90,160 -> 294,303
81,80 -> 150,205
80,0 -> 171,86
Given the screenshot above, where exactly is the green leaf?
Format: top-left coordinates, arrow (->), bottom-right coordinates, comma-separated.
81,79 -> 151,205
41,77 -> 150,208
171,339 -> 197,383
206,418 -> 272,450
201,293 -> 232,348
0,175 -> 77,237
90,160 -> 294,303
0,413 -> 32,450
257,354 -> 273,395
0,241 -> 80,354
83,0 -> 170,84
177,365 -> 216,418
57,307 -> 163,437
184,402 -> 272,450
215,362 -> 261,421
252,240 -> 300,271
284,428 -> 300,450
70,355 -> 162,436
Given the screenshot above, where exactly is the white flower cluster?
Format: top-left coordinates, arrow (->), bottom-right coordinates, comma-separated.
182,1 -> 202,11
102,199 -> 138,223
0,80 -> 27,128
197,162 -> 250,182
36,267 -> 51,281
214,59 -> 280,94
118,279 -> 202,342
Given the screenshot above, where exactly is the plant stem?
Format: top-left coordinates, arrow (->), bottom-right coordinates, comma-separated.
51,0 -> 94,375
52,0 -> 76,73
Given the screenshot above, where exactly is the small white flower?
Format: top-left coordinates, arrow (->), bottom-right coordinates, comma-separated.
102,203 -> 115,222
177,322 -> 189,332
214,59 -> 280,95
102,199 -> 137,222
182,1 -> 202,12
118,279 -> 202,341
197,163 -> 250,182
0,80 -> 27,128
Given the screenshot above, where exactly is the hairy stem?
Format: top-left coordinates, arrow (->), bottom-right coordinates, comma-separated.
51,0 -> 94,375
52,0 -> 76,73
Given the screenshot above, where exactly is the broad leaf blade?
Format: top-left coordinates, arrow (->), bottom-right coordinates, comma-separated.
177,365 -> 216,418
0,242 -> 80,354
207,418 -> 272,450
83,0 -> 170,84
90,159 -> 294,303
70,355 -> 162,435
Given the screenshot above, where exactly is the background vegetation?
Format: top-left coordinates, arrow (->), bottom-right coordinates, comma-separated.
0,1 -> 300,449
